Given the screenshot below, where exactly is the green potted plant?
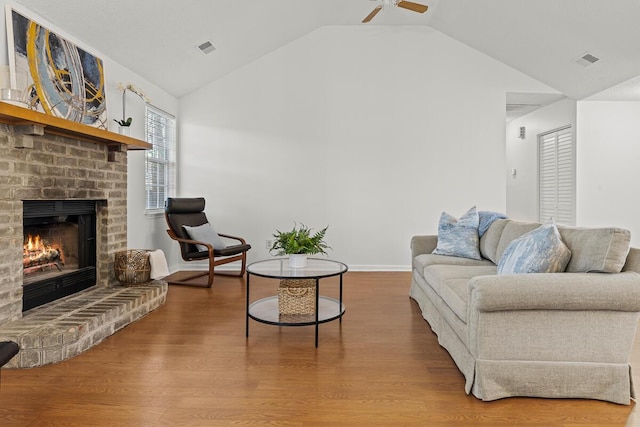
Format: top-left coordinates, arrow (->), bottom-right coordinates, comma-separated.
269,223 -> 330,268
114,117 -> 132,127
114,117 -> 132,135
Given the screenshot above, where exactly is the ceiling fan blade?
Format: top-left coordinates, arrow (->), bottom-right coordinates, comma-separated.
362,5 -> 383,23
396,1 -> 428,13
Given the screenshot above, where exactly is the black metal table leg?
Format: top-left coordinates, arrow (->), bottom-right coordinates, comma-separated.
315,278 -> 319,348
339,273 -> 343,323
245,273 -> 250,338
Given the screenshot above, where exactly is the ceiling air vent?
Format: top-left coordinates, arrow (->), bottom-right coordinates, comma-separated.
575,52 -> 600,67
196,40 -> 216,55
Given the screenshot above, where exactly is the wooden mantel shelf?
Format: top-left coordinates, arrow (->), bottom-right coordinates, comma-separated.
0,101 -> 151,150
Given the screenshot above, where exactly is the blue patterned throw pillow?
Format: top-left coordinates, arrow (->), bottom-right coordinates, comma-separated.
497,221 -> 571,275
478,211 -> 507,237
432,206 -> 481,260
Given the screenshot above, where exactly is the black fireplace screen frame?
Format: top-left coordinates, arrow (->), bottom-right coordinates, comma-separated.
22,200 -> 101,312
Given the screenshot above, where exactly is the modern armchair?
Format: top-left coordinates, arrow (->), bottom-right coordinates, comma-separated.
164,197 -> 251,287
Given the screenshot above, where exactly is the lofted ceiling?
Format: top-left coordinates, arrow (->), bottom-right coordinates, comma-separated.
12,0 -> 640,101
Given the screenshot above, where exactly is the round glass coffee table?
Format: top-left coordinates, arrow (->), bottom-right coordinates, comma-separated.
246,258 -> 348,347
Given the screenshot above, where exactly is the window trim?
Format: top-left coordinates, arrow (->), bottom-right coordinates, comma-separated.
145,104 -> 176,215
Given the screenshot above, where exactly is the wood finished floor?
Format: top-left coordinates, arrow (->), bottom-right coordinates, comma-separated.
0,271 -> 639,426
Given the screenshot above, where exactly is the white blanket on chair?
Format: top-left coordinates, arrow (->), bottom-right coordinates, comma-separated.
148,249 -> 170,279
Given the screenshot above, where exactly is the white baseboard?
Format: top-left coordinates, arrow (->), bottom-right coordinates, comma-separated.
169,263 -> 411,273
346,265 -> 411,272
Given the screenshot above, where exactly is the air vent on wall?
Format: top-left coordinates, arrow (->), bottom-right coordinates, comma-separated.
196,40 -> 216,55
575,52 -> 600,67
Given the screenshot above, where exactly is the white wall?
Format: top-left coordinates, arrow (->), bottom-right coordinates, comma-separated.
576,101 -> 640,246
0,2 -> 178,255
178,25 -> 556,271
505,98 -> 576,221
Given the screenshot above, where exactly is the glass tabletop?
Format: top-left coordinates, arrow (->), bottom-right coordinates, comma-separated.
247,258 -> 348,279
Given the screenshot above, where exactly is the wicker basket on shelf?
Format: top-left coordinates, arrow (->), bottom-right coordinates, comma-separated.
114,250 -> 151,286
278,279 -> 316,315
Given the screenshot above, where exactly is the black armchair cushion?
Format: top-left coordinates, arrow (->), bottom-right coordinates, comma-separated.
166,199 -> 208,236
165,198 -> 211,256
184,243 -> 252,261
166,197 -> 205,214
0,341 -> 19,367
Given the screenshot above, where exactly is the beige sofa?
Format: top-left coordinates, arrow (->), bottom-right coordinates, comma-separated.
409,218 -> 640,404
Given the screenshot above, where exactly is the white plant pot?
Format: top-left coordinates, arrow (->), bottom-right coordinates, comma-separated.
288,254 -> 308,269
118,126 -> 130,136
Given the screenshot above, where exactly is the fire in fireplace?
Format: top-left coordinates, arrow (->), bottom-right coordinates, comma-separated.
23,234 -> 65,274
22,200 -> 100,312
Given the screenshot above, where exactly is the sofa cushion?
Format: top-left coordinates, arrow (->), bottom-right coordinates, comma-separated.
493,220 -> 631,273
479,219 -> 509,264
413,253 -> 494,271
497,222 -> 571,275
432,206 -> 481,260
423,265 -> 497,323
557,226 -> 631,273
496,220 -> 541,262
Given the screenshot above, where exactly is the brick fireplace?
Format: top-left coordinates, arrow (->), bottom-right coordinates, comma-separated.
0,120 -> 167,367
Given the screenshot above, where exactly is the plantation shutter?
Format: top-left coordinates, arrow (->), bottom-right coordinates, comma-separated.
145,105 -> 176,212
538,126 -> 574,225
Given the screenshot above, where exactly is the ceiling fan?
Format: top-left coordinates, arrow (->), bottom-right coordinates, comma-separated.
362,0 -> 429,23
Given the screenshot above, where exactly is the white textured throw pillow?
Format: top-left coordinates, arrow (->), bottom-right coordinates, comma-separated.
497,221 -> 571,275
432,206 -> 481,260
183,224 -> 227,251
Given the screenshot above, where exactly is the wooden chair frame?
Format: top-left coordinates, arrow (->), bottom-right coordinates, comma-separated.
165,229 -> 248,287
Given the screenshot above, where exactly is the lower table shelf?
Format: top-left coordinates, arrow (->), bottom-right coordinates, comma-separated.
248,295 -> 345,326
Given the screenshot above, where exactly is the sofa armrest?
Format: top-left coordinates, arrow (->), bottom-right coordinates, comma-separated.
469,272 -> 640,312
410,235 -> 438,258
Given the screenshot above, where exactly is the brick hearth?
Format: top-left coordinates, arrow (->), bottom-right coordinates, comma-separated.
0,123 -> 168,367
0,282 -> 166,368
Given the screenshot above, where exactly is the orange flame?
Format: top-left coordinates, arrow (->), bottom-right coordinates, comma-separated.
24,234 -> 46,253
23,234 -> 64,269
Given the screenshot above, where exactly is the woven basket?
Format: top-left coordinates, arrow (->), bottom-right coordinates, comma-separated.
114,250 -> 151,286
278,279 -> 316,315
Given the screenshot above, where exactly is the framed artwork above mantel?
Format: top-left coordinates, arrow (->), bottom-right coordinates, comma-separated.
5,6 -> 108,130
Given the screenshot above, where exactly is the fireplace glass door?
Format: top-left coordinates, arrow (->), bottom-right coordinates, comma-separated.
22,200 -> 98,312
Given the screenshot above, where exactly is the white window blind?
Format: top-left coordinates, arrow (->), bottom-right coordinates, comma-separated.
538,126 -> 574,225
145,105 -> 176,212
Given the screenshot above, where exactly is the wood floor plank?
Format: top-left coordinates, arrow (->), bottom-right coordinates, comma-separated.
0,271 -> 637,426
